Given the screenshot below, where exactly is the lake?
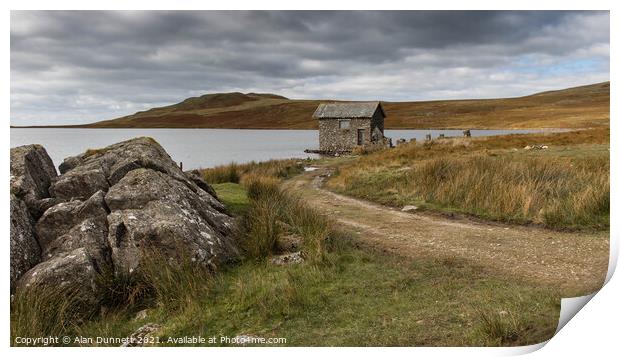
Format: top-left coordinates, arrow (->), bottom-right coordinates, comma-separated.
10,128 -> 554,170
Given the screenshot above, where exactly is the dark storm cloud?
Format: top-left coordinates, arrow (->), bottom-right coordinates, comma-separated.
10,10 -> 609,125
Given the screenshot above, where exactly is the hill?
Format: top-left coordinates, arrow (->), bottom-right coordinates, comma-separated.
65,82 -> 612,129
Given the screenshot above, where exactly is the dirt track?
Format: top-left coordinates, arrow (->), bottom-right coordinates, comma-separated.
286,165 -> 609,296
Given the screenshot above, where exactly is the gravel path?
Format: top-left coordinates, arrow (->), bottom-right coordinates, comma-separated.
286,166 -> 609,296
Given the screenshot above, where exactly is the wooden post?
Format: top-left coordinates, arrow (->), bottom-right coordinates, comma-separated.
180,161 -> 183,170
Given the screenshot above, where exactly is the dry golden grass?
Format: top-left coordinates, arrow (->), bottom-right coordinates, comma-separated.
68,82 -> 609,129
326,128 -> 609,230
199,158 -> 306,184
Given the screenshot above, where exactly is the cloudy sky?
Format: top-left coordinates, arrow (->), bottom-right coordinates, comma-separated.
11,10 -> 609,125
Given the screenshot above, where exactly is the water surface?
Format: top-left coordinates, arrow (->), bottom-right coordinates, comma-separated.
10,128 -> 555,170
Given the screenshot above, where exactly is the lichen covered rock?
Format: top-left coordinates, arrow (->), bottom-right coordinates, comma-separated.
11,137 -> 237,315
10,194 -> 40,291
50,166 -> 110,201
17,247 -> 102,310
105,168 -> 236,275
10,144 -> 58,218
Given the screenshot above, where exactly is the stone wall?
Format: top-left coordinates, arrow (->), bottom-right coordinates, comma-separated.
319,118 -> 369,152
318,112 -> 385,153
370,109 -> 384,134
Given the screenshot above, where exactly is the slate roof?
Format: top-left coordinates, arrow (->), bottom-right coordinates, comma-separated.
312,102 -> 385,119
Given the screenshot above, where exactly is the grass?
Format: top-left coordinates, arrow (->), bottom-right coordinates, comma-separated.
201,163 -> 241,184
11,283 -> 95,342
153,248 -> 561,347
326,128 -> 609,230
199,159 -> 306,184
209,169 -> 334,261
475,308 -> 527,345
240,177 -> 284,258
240,175 -> 336,262
48,242 -> 561,346
211,183 -> 249,215
12,178 -> 564,347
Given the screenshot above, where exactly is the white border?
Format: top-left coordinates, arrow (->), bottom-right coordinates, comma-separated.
3,1 -> 617,356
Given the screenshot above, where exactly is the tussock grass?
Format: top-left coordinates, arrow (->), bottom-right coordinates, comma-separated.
471,297 -> 562,347
201,162 -> 241,183
239,174 -> 333,262
327,129 -> 609,230
96,248 -> 215,315
244,174 -> 283,201
139,251 -> 215,312
475,308 -> 524,345
11,284 -> 93,343
239,175 -> 284,258
200,159 -> 306,184
414,154 -> 607,228
68,253 -> 214,346
242,194 -> 282,258
11,250 -> 214,346
96,268 -> 153,312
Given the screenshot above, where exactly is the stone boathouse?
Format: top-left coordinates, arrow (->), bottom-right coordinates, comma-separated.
312,102 -> 388,153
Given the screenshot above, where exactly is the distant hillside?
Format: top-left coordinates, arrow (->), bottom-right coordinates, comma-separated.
147,92 -> 289,112
67,82 -> 612,129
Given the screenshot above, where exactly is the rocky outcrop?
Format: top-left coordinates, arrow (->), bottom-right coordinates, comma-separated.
10,194 -> 40,291
50,167 -> 110,201
18,191 -> 110,312
10,144 -> 59,219
52,137 -> 176,200
105,168 -> 235,274
10,144 -> 61,291
17,247 -> 103,310
11,137 -> 237,315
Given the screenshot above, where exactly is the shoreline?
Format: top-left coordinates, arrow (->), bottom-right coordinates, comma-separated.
10,126 -> 577,131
